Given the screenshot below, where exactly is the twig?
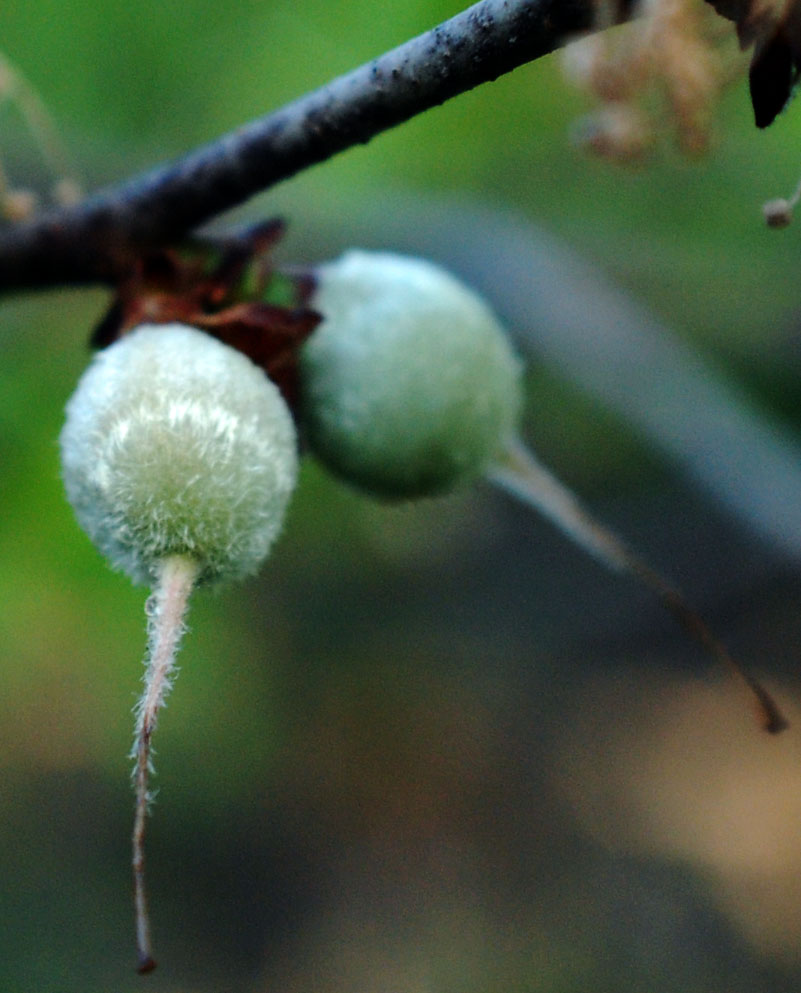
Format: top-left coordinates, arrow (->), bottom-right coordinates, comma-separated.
0,0 -> 633,292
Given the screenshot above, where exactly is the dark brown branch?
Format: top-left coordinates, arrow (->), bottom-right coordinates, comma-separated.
0,0 -> 631,293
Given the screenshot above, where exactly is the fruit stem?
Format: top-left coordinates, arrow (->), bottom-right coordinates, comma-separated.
131,553 -> 199,974
487,436 -> 787,735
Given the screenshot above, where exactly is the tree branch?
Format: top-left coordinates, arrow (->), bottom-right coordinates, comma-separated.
0,0 -> 630,293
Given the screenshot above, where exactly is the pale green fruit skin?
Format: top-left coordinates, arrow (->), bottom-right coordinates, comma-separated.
301,251 -> 523,498
60,323 -> 298,586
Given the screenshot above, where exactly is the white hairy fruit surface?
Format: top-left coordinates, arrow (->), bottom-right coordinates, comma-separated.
301,250 -> 524,498
60,323 -> 298,586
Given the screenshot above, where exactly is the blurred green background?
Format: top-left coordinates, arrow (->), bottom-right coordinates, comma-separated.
3,2 -> 801,991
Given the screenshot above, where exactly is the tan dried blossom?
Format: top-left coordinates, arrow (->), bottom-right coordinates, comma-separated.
563,0 -> 738,159
1,188 -> 39,223
570,101 -> 653,162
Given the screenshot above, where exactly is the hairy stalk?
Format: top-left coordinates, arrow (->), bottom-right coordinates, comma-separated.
487,437 -> 787,734
131,554 -> 199,974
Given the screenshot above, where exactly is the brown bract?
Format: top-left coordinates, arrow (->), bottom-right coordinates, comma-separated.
706,0 -> 801,125
90,218 -> 321,409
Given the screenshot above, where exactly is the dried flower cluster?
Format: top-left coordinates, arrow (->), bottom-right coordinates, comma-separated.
707,0 -> 801,128
563,0 -> 740,161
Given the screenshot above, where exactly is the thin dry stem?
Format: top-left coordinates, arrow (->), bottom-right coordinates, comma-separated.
0,52 -> 80,193
787,173 -> 801,210
131,554 -> 199,974
487,437 -> 787,735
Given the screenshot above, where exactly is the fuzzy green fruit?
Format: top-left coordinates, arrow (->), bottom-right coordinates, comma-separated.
60,322 -> 298,585
301,251 -> 523,498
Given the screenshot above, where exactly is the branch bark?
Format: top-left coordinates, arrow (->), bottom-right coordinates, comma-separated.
0,0 -> 630,293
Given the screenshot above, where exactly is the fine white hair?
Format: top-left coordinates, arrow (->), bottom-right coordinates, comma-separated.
302,250 -> 523,498
61,323 -> 298,585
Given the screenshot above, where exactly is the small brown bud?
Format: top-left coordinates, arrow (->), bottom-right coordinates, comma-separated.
762,197 -> 794,228
2,189 -> 38,222
571,104 -> 651,163
51,178 -> 82,206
